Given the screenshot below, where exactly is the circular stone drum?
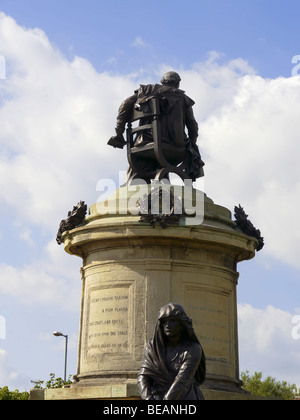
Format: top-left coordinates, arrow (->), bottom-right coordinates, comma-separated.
63,186 -> 257,393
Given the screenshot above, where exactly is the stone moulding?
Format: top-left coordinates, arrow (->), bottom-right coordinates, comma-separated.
58,188 -> 257,395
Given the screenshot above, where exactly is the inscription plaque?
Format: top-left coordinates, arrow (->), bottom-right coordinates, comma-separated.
185,287 -> 231,361
87,286 -> 130,356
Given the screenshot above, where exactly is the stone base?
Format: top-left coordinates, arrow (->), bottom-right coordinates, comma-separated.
30,383 -> 140,400
61,187 -> 258,392
30,383 -> 266,400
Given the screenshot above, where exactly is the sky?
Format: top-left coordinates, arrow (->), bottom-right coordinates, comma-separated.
0,0 -> 300,392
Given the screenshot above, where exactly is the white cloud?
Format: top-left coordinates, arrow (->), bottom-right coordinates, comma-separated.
0,262 -> 65,305
238,303 -> 300,387
0,348 -> 30,390
0,316 -> 5,340
0,12 -> 135,232
203,75 -> 300,270
131,36 -> 146,48
0,238 -> 81,308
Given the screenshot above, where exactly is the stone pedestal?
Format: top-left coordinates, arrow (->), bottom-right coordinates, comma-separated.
31,186 -> 258,400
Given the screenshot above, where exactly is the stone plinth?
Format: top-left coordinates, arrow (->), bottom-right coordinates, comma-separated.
30,386 -> 268,400
63,186 -> 256,394
31,186 -> 258,400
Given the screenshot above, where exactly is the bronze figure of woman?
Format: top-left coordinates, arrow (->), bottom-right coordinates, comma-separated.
137,303 -> 206,400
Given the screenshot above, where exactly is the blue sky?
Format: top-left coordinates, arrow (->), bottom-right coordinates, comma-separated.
1,0 -> 299,78
0,0 -> 300,391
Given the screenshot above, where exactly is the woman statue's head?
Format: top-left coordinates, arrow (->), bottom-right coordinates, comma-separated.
157,303 -> 198,344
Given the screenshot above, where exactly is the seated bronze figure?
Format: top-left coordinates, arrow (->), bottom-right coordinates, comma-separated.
108,72 -> 204,184
137,303 -> 206,400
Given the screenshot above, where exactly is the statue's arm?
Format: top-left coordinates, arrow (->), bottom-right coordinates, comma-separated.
185,106 -> 199,143
137,368 -> 154,400
108,93 -> 137,149
137,342 -> 155,400
115,94 -> 137,136
163,344 -> 202,400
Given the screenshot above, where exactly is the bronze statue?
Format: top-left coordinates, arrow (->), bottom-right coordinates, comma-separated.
137,303 -> 206,400
108,71 -> 204,183
234,205 -> 264,251
56,201 -> 87,245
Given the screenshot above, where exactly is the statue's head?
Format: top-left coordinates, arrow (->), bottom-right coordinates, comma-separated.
157,303 -> 195,343
160,71 -> 181,88
159,303 -> 187,340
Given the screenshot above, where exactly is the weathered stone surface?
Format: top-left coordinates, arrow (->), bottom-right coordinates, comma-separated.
60,187 -> 257,393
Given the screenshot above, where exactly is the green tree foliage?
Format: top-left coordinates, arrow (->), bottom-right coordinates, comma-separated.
241,370 -> 300,400
33,373 -> 72,389
0,386 -> 29,400
0,373 -> 72,400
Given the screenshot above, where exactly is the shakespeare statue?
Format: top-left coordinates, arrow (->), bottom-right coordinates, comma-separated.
108,71 -> 205,184
137,303 -> 206,400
